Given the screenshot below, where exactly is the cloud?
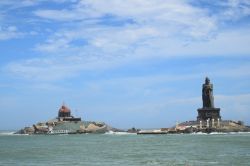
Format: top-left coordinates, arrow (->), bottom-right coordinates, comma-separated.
34,0 -> 217,39
2,0 -> 250,82
0,0 -> 78,41
4,28 -> 250,82
0,0 -> 44,13
219,0 -> 250,20
4,57 -> 79,81
34,9 -> 80,21
0,26 -> 23,40
153,28 -> 250,57
216,93 -> 250,122
32,0 -> 250,56
190,0 -> 250,21
0,0 -> 72,9
216,93 -> 250,105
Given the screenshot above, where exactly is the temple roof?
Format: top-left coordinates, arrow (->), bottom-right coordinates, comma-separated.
59,104 -> 71,113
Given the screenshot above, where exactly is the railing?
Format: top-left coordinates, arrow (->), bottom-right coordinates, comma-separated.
48,130 -> 71,134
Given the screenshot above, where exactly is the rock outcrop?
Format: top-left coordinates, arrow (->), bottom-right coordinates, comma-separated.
15,120 -> 121,135
15,103 -> 122,135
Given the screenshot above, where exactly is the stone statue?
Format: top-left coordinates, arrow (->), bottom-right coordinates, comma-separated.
202,77 -> 214,108
197,77 -> 221,122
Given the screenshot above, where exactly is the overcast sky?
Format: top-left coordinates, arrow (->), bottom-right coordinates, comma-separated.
0,0 -> 250,130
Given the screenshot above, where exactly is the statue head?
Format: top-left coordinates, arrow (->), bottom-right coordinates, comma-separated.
205,77 -> 210,84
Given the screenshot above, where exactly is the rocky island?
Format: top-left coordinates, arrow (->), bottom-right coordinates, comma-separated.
138,77 -> 250,134
15,103 -> 122,135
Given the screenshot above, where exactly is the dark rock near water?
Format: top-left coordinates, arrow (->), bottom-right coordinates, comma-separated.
127,127 -> 140,133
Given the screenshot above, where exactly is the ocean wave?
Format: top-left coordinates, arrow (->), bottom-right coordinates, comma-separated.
209,132 -> 227,135
0,131 -> 15,135
209,132 -> 250,135
191,132 -> 207,135
0,131 -> 30,136
228,131 -> 250,134
104,131 -> 136,135
191,131 -> 250,135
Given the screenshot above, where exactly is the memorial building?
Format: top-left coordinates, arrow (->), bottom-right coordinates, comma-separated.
58,103 -> 81,122
197,77 -> 221,127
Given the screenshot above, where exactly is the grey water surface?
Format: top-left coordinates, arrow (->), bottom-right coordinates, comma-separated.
0,132 -> 250,166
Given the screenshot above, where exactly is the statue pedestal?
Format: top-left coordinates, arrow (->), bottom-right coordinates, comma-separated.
197,107 -> 221,122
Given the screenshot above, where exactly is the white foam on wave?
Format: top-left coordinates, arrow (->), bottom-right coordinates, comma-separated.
105,131 -> 136,135
228,131 -> 250,134
105,131 -> 250,136
0,131 -> 15,135
210,132 -> 250,135
0,131 -> 30,136
209,132 -> 227,135
191,131 -> 250,135
191,132 -> 207,135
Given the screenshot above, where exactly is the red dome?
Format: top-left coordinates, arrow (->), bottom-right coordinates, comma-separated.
59,105 -> 71,113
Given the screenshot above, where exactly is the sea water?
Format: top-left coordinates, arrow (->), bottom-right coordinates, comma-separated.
0,132 -> 250,166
